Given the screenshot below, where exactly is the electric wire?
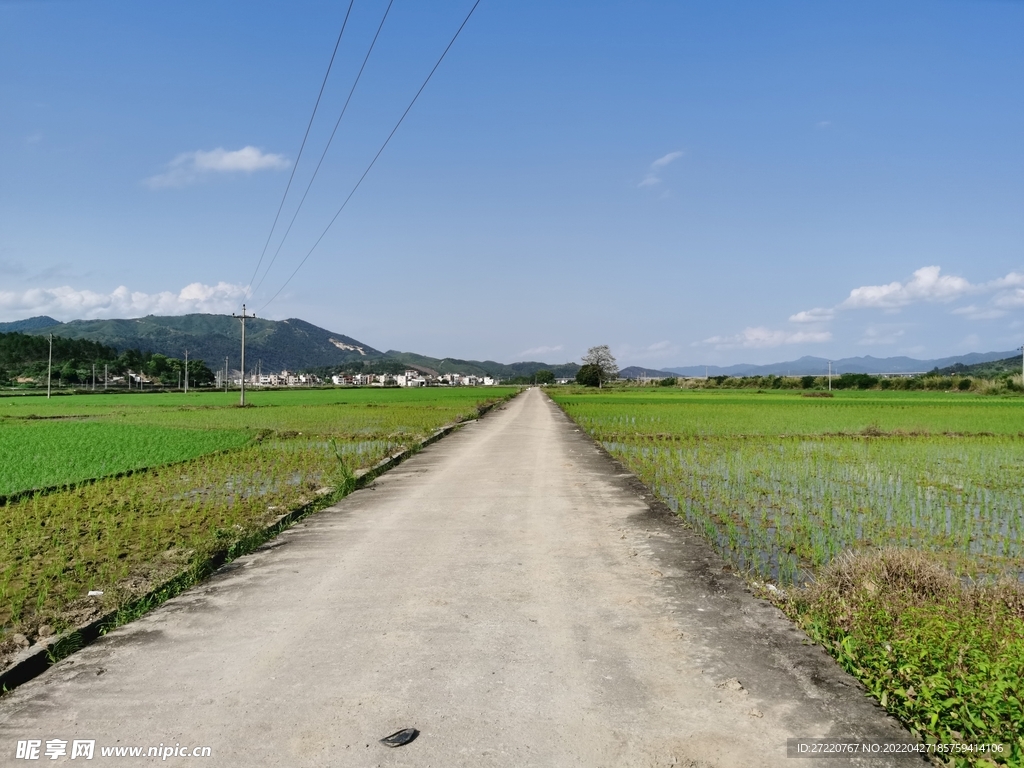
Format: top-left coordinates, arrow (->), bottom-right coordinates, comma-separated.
249,0 -> 395,301
244,0 -> 356,300
258,0 -> 482,312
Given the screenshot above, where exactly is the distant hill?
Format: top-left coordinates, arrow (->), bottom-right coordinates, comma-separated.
22,314 -> 384,371
0,316 -> 62,333
665,352 -> 1016,377
386,350 -> 579,379
618,366 -> 678,379
935,354 -> 1022,378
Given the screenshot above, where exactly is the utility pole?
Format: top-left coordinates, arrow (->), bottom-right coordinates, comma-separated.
233,304 -> 255,406
104,364 -> 108,390
225,357 -> 229,393
184,349 -> 189,394
1019,346 -> 1023,383
47,334 -> 52,399
92,363 -> 95,391
828,361 -> 833,391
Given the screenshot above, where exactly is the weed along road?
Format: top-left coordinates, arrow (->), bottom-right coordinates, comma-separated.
0,388 -> 914,767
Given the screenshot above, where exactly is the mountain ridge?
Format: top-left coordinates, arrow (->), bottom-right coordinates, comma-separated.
0,316 -> 62,333
16,314 -> 384,372
1,314 -> 1015,379
664,352 -> 1016,377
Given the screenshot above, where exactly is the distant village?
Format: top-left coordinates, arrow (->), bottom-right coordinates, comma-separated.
216,369 -> 501,389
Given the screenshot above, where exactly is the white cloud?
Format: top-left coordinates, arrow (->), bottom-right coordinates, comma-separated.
0,282 -> 248,321
638,151 -> 683,188
651,151 -> 684,169
146,146 -> 289,188
992,289 -> 1024,309
703,327 -> 832,349
518,344 -> 563,358
791,266 -> 1024,326
789,307 -> 835,323
952,305 -> 1007,320
989,272 -> 1024,289
840,266 -> 973,309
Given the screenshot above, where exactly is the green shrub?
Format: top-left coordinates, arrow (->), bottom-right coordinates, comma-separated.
792,550 -> 1024,765
575,364 -> 602,387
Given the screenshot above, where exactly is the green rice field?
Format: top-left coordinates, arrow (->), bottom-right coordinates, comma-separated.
552,387 -> 1024,763
0,387 -> 515,636
552,389 -> 1024,582
0,388 -> 511,496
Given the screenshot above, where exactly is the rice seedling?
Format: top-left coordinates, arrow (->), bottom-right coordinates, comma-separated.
553,389 -> 1024,583
551,388 -> 1024,763
0,387 -> 515,643
0,422 -> 251,497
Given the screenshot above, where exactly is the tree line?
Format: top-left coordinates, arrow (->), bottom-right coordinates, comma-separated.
0,332 -> 214,387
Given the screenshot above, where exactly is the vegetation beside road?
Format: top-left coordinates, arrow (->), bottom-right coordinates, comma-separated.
672,371 -> 1023,394
0,387 -> 516,666
551,387 -> 1024,765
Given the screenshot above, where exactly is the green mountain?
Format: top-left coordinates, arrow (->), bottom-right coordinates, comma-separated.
24,314 -> 384,372
0,331 -> 119,383
935,355 -> 1023,378
6,313 -> 579,379
385,350 -> 579,379
0,316 -> 62,333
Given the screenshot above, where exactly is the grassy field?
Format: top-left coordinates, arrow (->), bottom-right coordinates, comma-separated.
0,388 -> 513,495
551,387 -> 1024,764
0,387 -> 516,647
554,389 -> 1024,580
0,422 -> 251,498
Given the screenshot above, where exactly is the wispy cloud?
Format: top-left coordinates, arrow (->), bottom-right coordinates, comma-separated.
145,146 -> 289,189
952,305 -> 1006,321
703,327 -> 832,349
638,151 -> 683,188
789,307 -> 835,323
0,282 -> 248,321
518,344 -> 563,358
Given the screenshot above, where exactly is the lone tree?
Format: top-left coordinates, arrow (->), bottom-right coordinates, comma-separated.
534,369 -> 555,385
581,345 -> 618,387
575,364 -> 601,387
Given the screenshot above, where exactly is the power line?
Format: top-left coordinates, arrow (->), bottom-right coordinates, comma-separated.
250,0 -> 396,301
245,0 -> 356,300
259,0 -> 482,312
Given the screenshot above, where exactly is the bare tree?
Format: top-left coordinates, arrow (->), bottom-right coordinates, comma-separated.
582,345 -> 618,387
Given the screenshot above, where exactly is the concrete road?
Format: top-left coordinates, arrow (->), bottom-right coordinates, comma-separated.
0,388 -> 915,767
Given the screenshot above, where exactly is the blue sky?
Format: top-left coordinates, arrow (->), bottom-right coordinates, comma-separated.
2,0 -> 1022,367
